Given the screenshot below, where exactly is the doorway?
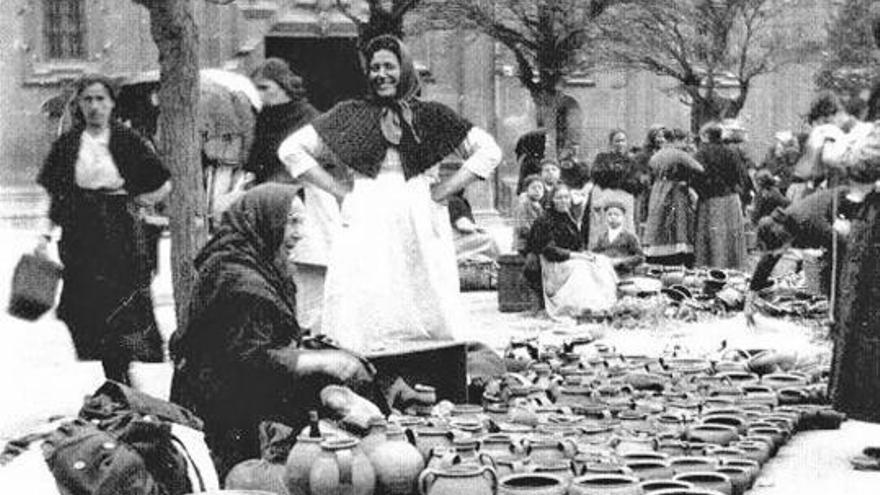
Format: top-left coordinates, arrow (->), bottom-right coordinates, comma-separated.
266,36 -> 366,112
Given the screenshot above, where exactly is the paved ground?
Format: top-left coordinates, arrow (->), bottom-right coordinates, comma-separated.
1,226 -> 879,493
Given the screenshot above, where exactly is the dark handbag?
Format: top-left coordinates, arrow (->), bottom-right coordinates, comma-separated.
8,250 -> 62,321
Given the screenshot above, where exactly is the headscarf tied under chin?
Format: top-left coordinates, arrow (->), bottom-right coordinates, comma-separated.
363,35 -> 422,146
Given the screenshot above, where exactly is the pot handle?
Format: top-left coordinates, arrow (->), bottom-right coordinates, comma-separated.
405,427 -> 418,447
418,468 -> 440,495
479,465 -> 498,494
478,452 -> 497,470
560,438 -> 578,458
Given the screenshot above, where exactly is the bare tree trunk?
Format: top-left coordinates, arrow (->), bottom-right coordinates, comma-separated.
534,89 -> 559,160
137,0 -> 205,331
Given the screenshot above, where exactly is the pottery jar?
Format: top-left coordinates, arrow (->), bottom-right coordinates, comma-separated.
612,434 -> 660,457
621,451 -> 670,463
657,440 -> 689,458
717,371 -> 759,388
450,418 -> 485,437
367,425 -> 425,495
495,455 -> 532,478
739,385 -> 779,408
728,441 -> 770,465
624,460 -> 674,481
418,465 -> 497,495
285,433 -> 333,495
761,373 -> 808,391
412,427 -> 454,461
758,415 -> 796,435
742,433 -> 778,457
523,436 -> 576,465
618,410 -> 651,433
713,360 -> 749,374
685,424 -> 738,446
451,437 -> 494,468
655,414 -> 689,438
531,460 -> 578,486
702,446 -> 748,464
426,447 -> 461,470
308,438 -> 376,495
481,434 -> 518,460
485,403 -> 511,424
568,474 -> 643,495
745,426 -> 785,448
672,471 -> 732,495
360,417 -> 389,456
498,473 -> 567,495
638,480 -> 696,493
580,462 -> 633,477
699,415 -> 748,435
668,456 -> 717,475
714,466 -> 750,495
718,459 -> 760,487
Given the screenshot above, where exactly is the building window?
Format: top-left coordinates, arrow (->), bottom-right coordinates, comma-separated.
44,0 -> 86,60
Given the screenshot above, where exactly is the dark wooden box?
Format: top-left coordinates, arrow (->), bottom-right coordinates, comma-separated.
366,341 -> 467,403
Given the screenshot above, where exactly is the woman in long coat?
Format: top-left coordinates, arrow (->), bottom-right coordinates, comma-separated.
692,124 -> 750,269
37,74 -> 171,384
169,184 -> 374,477
278,35 -> 501,353
588,129 -> 639,248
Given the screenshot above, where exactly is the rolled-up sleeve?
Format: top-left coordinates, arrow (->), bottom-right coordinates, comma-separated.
459,127 -> 502,179
278,125 -> 325,179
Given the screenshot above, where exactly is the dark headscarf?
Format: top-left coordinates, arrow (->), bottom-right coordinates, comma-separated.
189,184 -> 301,324
311,35 -> 472,180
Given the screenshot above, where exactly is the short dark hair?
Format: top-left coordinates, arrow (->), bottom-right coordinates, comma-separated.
608,128 -> 627,144
807,92 -> 844,124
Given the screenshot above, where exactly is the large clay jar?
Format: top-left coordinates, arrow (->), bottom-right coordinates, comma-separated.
368,425 -> 425,495
309,438 -> 376,495
568,474 -> 643,495
495,455 -> 531,479
672,471 -> 732,495
360,418 -> 389,457
285,433 -> 332,495
498,473 -> 567,495
452,437 -> 495,469
523,437 -> 576,465
699,415 -> 748,436
418,465 -> 497,495
481,434 -> 518,461
714,466 -> 750,495
412,427 -> 454,461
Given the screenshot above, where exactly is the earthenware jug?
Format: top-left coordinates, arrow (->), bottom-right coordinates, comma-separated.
367,425 -> 425,495
568,474 -> 642,495
418,465 -> 497,495
411,427 -> 454,461
452,437 -> 495,468
498,473 -> 567,495
672,471 -> 732,495
285,433 -> 331,495
308,438 -> 376,495
522,436 -> 576,465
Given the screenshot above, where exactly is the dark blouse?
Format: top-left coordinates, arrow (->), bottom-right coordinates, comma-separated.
693,143 -> 751,200
593,230 -> 645,276
527,209 -> 589,262
592,151 -> 641,193
245,99 -> 319,184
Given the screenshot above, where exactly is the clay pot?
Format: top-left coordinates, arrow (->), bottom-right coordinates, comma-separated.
523,437 -> 576,465
703,270 -> 727,295
426,447 -> 461,470
367,426 -> 425,495
557,387 -> 597,409
495,455 -> 532,478
481,434 -> 518,460
717,371 -> 759,387
702,446 -> 748,463
655,414 -> 688,437
580,462 -> 633,476
568,474 -> 642,495
624,459 -> 674,481
745,426 -> 785,449
685,424 -> 739,446
411,427 -> 454,461
738,385 -> 779,408
451,437 -> 494,468
360,418 -> 389,456
285,434 -> 331,495
620,452 -> 669,463
418,465 -> 497,495
639,479 -> 695,493
498,473 -> 568,495
699,415 -> 748,435
308,438 -> 376,495
531,460 -> 578,485
484,403 -> 510,423
672,471 -> 732,495
657,440 -> 689,458
761,373 -> 808,391
668,456 -> 717,475
613,435 -> 660,457
728,441 -> 770,465
714,466 -> 750,495
718,459 -> 760,487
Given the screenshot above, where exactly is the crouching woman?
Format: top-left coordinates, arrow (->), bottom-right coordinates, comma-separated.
528,184 -> 618,322
169,184 -> 374,478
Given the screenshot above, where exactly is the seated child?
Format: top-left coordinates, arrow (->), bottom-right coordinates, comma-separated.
512,174 -> 545,254
592,201 -> 645,277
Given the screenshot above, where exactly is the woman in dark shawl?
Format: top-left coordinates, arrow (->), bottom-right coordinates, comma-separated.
36,74 -> 171,384
169,184 -> 374,477
587,129 -> 639,248
278,35 -> 501,354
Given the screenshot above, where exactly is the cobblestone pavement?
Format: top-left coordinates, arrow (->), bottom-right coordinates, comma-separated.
1,227 -> 879,493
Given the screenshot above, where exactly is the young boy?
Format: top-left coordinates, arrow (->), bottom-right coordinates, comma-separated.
592,201 -> 645,277
512,174 -> 545,254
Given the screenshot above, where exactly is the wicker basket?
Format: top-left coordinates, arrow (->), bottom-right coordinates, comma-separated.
497,253 -> 538,312
458,259 -> 498,292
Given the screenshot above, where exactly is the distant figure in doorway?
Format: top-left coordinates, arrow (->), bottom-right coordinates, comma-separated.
515,129 -> 547,194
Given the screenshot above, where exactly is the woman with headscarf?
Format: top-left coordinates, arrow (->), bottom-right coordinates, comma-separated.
692,123 -> 750,269
36,74 -> 171,385
278,35 -> 501,353
643,128 -> 704,267
587,129 -> 638,248
528,184 -> 618,322
169,184 -> 375,477
247,58 -> 342,334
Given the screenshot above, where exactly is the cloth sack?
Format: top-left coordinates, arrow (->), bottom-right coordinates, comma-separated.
8,250 -> 62,321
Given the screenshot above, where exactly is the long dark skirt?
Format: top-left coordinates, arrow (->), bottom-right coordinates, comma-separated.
694,194 -> 746,270
829,194 -> 880,422
57,191 -> 163,363
643,180 -> 695,259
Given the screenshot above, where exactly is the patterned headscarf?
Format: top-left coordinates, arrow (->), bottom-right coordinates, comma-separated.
363,35 -> 422,146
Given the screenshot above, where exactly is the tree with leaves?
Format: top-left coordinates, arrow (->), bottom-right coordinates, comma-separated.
417,0 -> 622,157
815,0 -> 879,98
596,0 -> 818,133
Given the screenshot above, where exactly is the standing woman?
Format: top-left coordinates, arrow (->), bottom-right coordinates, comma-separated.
588,129 -> 638,248
643,128 -> 704,267
279,35 -> 501,353
37,74 -> 171,384
692,123 -> 749,269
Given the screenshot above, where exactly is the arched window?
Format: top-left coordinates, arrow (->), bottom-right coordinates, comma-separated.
44,0 -> 86,59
